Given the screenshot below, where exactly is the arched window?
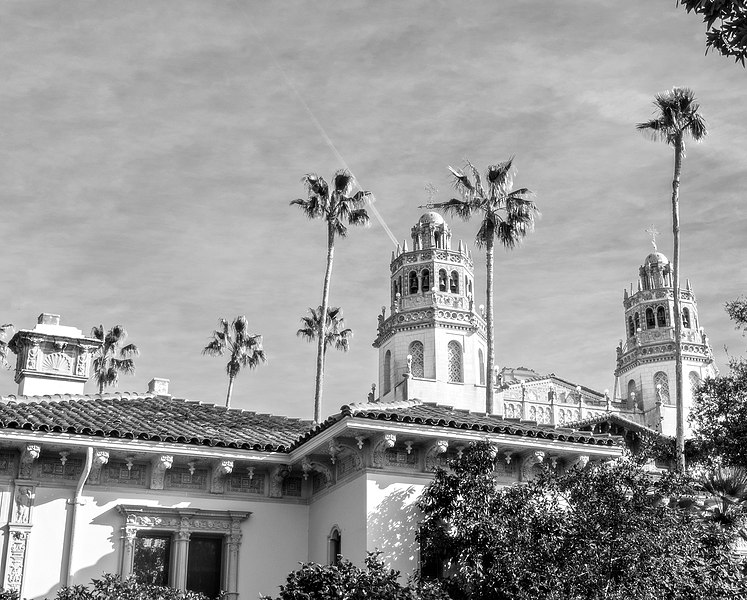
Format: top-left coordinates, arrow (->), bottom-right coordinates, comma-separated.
682,307 -> 691,329
328,527 -> 342,565
478,349 -> 485,386
646,308 -> 655,328
628,316 -> 635,338
438,269 -> 447,292
434,232 -> 441,248
383,351 -> 392,395
468,278 -> 473,296
421,269 -> 430,292
627,379 -> 636,402
449,271 -> 459,294
657,306 -> 666,327
689,371 -> 701,395
447,341 -> 463,383
654,371 -> 670,404
409,341 -> 424,378
409,271 -> 418,294
634,312 -> 640,332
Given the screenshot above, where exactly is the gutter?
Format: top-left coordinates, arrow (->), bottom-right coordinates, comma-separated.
64,446 -> 93,586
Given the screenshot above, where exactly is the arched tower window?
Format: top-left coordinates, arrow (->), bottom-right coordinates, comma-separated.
654,371 -> 670,404
682,307 -> 691,329
383,351 -> 392,395
646,308 -> 655,329
421,269 -> 430,292
328,527 -> 341,565
447,341 -> 463,383
689,371 -> 701,395
478,349 -> 485,386
627,379 -> 637,402
438,269 -> 447,292
628,316 -> 635,338
409,271 -> 418,295
449,271 -> 459,294
634,312 -> 640,332
434,231 -> 441,248
409,341 -> 424,378
657,306 -> 666,327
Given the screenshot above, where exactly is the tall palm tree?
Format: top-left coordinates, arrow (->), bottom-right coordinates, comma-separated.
637,87 -> 707,472
90,325 -> 139,394
291,169 -> 370,423
297,306 -> 353,361
203,316 -> 266,408
0,323 -> 13,369
423,158 -> 538,414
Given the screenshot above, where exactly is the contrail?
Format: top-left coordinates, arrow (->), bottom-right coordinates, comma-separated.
242,11 -> 399,247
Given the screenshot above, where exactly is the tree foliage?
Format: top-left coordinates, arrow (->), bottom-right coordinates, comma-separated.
261,553 -> 448,600
417,442 -> 746,600
297,306 -> 352,355
678,0 -> 747,66
203,315 -> 266,407
90,325 -> 139,394
0,323 -> 13,370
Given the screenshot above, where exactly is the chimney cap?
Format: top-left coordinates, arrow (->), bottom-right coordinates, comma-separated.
38,313 -> 61,326
147,378 -> 170,397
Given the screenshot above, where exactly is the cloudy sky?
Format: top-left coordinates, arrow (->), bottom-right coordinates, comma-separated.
0,1 -> 745,420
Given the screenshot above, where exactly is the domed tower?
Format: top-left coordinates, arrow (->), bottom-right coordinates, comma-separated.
614,247 -> 717,435
373,212 -> 488,411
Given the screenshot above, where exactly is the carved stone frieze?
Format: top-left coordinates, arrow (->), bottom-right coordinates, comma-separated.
18,445 -> 41,479
371,433 -> 397,468
210,460 -> 234,494
3,529 -> 30,592
520,451 -> 545,481
301,457 -> 333,490
150,455 -> 173,490
269,464 -> 291,498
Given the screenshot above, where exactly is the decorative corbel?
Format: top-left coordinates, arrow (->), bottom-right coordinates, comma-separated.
210,460 -> 234,494
301,457 -> 333,488
424,440 -> 449,472
520,450 -> 545,481
355,435 -> 366,450
19,444 -> 41,479
269,464 -> 291,498
568,455 -> 589,471
331,440 -> 364,472
88,449 -> 110,484
328,439 -> 342,464
371,433 -> 396,468
150,455 -> 173,490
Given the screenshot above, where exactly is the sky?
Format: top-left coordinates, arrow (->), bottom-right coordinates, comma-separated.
0,1 -> 745,420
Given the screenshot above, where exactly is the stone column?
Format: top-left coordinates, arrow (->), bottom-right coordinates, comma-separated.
224,531 -> 242,600
171,530 -> 191,591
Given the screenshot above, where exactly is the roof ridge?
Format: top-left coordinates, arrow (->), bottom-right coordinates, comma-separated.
344,398 -> 424,413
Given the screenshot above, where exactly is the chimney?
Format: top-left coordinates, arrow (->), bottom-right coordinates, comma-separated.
147,378 -> 170,397
38,313 -> 60,326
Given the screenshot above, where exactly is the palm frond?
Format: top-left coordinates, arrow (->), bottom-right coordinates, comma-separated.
448,166 -> 474,194
333,169 -> 354,195
301,173 -> 329,198
91,325 -> 104,341
687,112 -> 708,141
202,338 -> 226,356
119,343 -> 139,358
290,197 -> 324,219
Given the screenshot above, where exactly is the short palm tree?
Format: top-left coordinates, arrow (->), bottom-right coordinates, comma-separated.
90,325 -> 139,394
0,323 -> 13,369
700,466 -> 747,530
297,306 -> 353,363
637,87 -> 707,472
291,170 -> 370,422
424,158 -> 538,414
203,316 -> 266,408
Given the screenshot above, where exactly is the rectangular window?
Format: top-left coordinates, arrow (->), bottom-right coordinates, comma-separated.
133,534 -> 171,586
187,536 -> 223,599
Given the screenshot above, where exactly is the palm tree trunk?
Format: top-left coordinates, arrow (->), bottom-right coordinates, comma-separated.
226,375 -> 235,408
313,221 -> 335,423
485,235 -> 495,414
672,135 -> 685,473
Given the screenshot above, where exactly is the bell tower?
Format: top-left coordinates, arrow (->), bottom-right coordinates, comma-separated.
613,242 -> 717,435
373,212 -> 487,411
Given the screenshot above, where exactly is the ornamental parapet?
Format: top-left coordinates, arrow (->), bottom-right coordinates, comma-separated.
390,248 -> 473,272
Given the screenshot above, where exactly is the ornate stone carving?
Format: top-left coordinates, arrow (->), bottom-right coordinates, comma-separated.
269,464 -> 290,498
4,529 -> 30,591
76,345 -> 94,377
520,451 -> 545,481
568,455 -> 589,471
424,440 -> 449,471
88,450 -> 110,485
26,339 -> 42,370
150,455 -> 173,490
301,457 -> 333,490
371,433 -> 397,468
328,440 -> 342,464
13,486 -> 35,524
210,460 -> 234,494
42,352 -> 72,373
19,444 -> 41,479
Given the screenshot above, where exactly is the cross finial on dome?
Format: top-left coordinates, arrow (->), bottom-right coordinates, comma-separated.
645,224 -> 659,251
424,182 -> 438,203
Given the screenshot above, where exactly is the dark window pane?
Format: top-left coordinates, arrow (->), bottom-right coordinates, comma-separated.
133,535 -> 171,586
187,536 -> 222,599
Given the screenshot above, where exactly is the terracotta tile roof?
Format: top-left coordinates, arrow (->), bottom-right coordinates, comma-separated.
292,400 -> 620,447
0,393 -> 312,451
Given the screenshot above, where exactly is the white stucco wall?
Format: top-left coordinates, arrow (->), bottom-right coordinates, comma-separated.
17,485 -> 309,600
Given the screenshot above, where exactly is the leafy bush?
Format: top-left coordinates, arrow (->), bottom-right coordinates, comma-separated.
48,574 -> 215,600
262,552 -> 449,600
0,590 -> 19,600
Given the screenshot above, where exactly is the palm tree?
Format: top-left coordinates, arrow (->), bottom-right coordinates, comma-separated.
90,325 -> 140,394
700,467 -> 747,531
203,316 -> 266,408
423,158 -> 538,414
291,170 -> 370,422
0,323 -> 13,369
297,306 -> 353,363
637,87 -> 707,472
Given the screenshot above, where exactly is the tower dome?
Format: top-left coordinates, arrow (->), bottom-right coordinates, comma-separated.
418,211 -> 445,226
645,251 -> 669,266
